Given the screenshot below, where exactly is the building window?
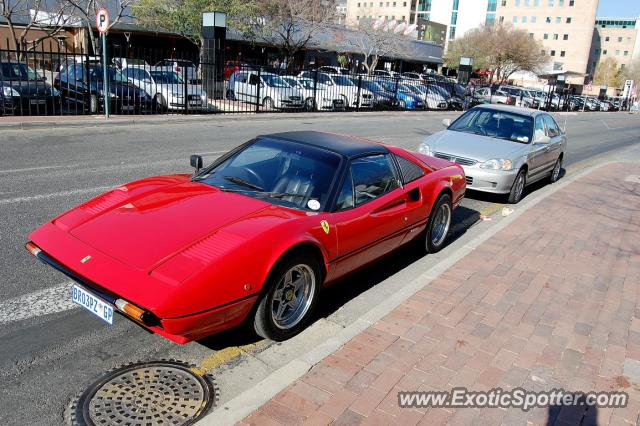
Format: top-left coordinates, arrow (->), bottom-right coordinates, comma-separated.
357,2 -> 361,7
595,48 -> 599,54
502,0 -> 506,5
386,2 -> 389,6
402,15 -> 405,20
451,12 -> 458,24
569,0 -> 573,4
452,0 -> 459,9
513,16 -> 518,23
531,16 -> 537,23
546,16 -> 551,23
486,13 -> 496,24
550,50 -> 555,56
560,51 -> 565,57
621,64 -> 626,69
499,16 -> 504,22
522,16 -> 527,23
379,2 -> 382,6
603,49 -> 607,55
530,33 -> 534,38
566,17 -> 571,23
615,50 -> 620,55
449,27 -> 456,39
534,0 -> 540,5
524,0 -> 529,5
563,34 -> 568,40
559,0 -> 564,5
605,36 -> 609,41
624,51 -> 629,56
548,0 -> 553,6
487,0 -> 497,12
515,0 -> 520,5
544,33 -> 548,39
393,1 -> 396,5
553,33 -> 558,40
618,37 -> 622,42
555,16 -> 561,23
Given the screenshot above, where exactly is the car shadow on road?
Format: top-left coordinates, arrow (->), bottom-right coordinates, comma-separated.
195,205 -> 481,351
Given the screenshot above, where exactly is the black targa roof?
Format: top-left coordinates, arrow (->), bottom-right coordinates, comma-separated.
264,131 -> 388,159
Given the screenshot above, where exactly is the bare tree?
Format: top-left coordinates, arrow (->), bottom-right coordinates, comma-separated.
64,0 -> 135,55
345,18 -> 410,75
445,22 -> 546,83
1,0 -> 74,53
254,0 -> 336,71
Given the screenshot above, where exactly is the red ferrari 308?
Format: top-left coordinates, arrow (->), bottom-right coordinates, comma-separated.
26,131 -> 465,343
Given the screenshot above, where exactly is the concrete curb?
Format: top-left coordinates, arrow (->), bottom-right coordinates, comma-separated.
201,160 -> 616,426
0,110 -> 459,131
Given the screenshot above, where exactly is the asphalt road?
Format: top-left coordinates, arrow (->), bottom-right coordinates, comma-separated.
0,110 -> 639,425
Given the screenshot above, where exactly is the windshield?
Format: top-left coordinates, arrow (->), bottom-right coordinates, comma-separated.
194,138 -> 341,211
332,75 -> 355,86
362,81 -> 383,92
298,79 -> 321,90
429,85 -> 450,98
262,74 -> 291,88
0,63 -> 41,81
150,71 -> 183,84
448,108 -> 533,143
87,66 -> 128,83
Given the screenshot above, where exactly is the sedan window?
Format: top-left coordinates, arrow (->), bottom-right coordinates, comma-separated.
449,109 -> 533,143
542,114 -> 561,137
351,155 -> 400,206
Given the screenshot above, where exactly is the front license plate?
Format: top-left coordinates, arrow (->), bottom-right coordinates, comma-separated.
30,99 -> 45,105
189,101 -> 201,106
71,284 -> 114,325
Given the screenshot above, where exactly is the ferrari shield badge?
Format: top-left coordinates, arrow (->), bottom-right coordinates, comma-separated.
320,220 -> 330,234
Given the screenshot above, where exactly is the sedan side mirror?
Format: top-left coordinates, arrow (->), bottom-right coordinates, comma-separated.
442,119 -> 451,128
190,154 -> 203,172
534,135 -> 551,145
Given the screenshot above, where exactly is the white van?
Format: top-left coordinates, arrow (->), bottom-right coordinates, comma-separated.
229,71 -> 303,109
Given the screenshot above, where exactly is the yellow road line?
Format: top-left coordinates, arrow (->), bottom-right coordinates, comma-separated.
191,341 -> 266,376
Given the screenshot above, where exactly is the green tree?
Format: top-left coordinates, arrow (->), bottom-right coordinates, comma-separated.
133,0 -> 257,48
593,57 -> 625,88
445,22 -> 546,82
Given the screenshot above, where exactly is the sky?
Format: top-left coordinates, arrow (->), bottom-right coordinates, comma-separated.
596,0 -> 640,17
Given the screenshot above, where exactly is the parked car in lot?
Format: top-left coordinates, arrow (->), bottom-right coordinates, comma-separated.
0,61 -> 60,115
376,80 -> 424,110
154,59 -> 199,84
472,87 -> 516,105
281,76 -> 344,111
298,71 -> 374,108
123,67 -> 207,111
405,83 -> 449,110
229,70 -> 304,109
357,79 -> 396,109
26,131 -> 466,343
55,63 -> 152,114
498,85 -> 539,108
419,104 -> 566,204
317,66 -> 350,75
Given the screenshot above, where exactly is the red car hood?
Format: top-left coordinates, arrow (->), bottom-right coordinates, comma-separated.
56,179 -> 270,271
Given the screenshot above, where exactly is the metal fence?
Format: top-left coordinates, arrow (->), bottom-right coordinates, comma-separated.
3,40 -> 626,117
0,39 -> 471,117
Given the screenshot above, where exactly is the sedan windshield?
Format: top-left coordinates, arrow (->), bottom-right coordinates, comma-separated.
262,75 -> 291,88
87,66 -> 128,83
194,138 -> 341,211
332,75 -> 355,86
449,108 -> 533,143
150,71 -> 183,84
0,63 -> 41,81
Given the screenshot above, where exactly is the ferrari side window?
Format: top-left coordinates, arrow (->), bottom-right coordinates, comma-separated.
335,172 -> 354,211
351,154 -> 400,206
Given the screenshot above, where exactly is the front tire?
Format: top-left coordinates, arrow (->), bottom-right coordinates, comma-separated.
89,94 -> 98,114
262,97 -> 274,110
508,169 -> 526,204
253,253 -> 321,341
304,97 -> 316,111
425,194 -> 452,253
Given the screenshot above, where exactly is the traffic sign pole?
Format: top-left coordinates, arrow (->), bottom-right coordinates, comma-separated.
96,7 -> 110,117
102,33 -> 109,117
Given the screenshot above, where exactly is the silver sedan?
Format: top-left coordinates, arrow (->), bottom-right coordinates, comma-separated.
418,104 -> 566,203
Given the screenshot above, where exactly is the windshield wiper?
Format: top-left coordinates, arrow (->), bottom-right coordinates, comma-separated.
223,176 -> 264,191
258,192 -> 307,199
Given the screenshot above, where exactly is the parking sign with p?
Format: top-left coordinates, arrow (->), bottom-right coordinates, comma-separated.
96,7 -> 110,34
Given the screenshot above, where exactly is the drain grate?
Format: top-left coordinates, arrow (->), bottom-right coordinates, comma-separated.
68,360 -> 217,426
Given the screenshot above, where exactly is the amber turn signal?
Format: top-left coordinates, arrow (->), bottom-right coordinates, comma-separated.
115,298 -> 146,321
25,242 -> 41,257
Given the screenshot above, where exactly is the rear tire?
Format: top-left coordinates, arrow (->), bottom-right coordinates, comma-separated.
253,253 -> 321,341
89,94 -> 98,114
425,194 -> 452,253
262,97 -> 274,110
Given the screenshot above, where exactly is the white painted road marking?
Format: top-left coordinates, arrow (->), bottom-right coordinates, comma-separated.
0,165 -> 75,174
0,186 -> 112,205
0,281 -> 77,324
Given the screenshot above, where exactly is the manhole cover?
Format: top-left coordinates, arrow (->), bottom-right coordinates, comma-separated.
68,361 -> 217,426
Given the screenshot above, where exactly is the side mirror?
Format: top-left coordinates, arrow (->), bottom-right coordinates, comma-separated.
190,154 -> 203,172
442,119 -> 451,128
534,135 -> 551,145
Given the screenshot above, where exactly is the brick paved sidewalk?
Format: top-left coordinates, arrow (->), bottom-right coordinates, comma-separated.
241,164 -> 640,426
